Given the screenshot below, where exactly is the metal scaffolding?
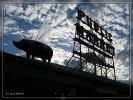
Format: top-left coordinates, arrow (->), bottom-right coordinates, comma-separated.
66,9 -> 116,81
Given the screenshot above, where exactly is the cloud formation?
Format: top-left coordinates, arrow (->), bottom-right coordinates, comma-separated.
3,3 -> 130,82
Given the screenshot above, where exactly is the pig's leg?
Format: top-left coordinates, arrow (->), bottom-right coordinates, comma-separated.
42,57 -> 46,63
26,52 -> 30,59
48,57 -> 51,64
32,55 -> 35,60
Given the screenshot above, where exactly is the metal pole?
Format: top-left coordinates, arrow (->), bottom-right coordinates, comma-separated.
101,65 -> 102,76
78,23 -> 82,71
112,58 -> 116,81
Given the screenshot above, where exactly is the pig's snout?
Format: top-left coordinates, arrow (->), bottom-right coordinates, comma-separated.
13,41 -> 17,46
13,41 -> 20,48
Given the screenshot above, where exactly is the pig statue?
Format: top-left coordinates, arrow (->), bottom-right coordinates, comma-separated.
13,39 -> 53,63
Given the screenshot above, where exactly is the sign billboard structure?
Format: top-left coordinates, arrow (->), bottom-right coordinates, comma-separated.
66,9 -> 116,81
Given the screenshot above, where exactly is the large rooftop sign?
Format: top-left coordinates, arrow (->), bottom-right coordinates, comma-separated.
67,9 -> 116,81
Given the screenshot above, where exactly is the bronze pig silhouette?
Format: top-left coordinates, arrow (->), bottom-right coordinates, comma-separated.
13,39 -> 53,63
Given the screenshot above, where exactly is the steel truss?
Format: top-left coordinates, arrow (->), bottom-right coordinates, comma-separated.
66,10 -> 116,81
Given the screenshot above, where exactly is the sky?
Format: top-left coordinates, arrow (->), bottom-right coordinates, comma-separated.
2,2 -> 130,83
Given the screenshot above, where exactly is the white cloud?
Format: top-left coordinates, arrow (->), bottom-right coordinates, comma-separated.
108,4 -> 124,13
15,5 -> 24,15
4,43 -> 9,46
4,17 -> 16,25
111,24 -> 129,35
4,4 -> 16,14
15,50 -> 26,57
26,29 -> 38,39
25,5 -> 33,16
67,4 -> 77,10
51,47 -> 72,65
114,58 -> 129,80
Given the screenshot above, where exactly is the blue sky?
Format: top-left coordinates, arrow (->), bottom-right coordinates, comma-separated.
3,3 -> 130,82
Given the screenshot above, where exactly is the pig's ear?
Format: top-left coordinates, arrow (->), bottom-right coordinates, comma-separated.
21,39 -> 25,42
12,41 -> 18,47
12,41 -> 15,45
13,41 -> 17,44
